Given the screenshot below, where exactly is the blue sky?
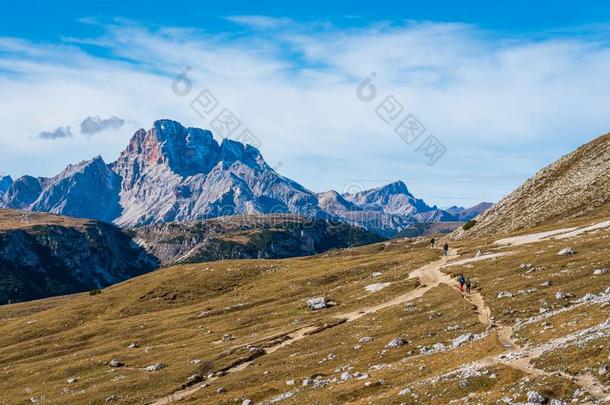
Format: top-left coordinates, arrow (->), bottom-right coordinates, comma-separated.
2,1 -> 610,207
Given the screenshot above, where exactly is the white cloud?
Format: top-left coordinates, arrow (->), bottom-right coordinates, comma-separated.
1,20 -> 610,205
36,126 -> 73,140
80,115 -> 126,135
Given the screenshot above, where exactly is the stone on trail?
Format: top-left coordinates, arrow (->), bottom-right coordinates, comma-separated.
593,268 -> 608,275
127,342 -> 139,349
557,247 -> 576,256
359,336 -> 373,343
66,377 -> 78,384
497,291 -> 513,299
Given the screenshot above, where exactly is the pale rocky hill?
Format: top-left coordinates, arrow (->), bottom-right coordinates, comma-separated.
455,133 -> 610,239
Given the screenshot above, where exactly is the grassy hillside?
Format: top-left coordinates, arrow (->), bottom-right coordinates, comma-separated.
1,212 -> 608,404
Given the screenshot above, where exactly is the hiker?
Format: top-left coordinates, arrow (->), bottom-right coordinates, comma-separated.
430,238 -> 436,248
466,278 -> 471,294
442,242 -> 449,256
457,274 -> 466,292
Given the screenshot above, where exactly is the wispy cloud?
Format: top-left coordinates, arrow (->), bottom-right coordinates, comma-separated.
225,15 -> 294,29
36,126 -> 73,140
2,18 -> 610,205
80,115 -> 125,135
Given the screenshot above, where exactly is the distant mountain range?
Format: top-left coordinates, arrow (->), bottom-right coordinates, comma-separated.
0,120 -> 491,237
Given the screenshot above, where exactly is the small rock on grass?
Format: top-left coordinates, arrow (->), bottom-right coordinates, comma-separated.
557,247 -> 575,256
144,363 -> 166,372
108,359 -> 124,368
386,338 -> 408,348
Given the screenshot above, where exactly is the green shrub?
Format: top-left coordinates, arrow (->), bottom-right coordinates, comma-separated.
462,220 -> 477,231
89,288 -> 102,296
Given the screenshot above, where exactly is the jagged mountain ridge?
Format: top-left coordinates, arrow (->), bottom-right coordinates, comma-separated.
0,119 -> 489,235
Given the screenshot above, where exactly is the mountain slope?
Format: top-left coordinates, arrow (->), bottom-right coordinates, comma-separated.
455,133 -> 610,239
0,208 -> 157,304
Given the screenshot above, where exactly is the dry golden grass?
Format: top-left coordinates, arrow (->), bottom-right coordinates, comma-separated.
1,214 -> 609,404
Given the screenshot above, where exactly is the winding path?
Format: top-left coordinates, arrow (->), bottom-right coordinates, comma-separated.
151,218 -> 610,404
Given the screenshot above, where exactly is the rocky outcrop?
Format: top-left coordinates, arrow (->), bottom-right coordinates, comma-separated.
0,209 -> 157,304
133,214 -> 385,266
455,132 -> 610,239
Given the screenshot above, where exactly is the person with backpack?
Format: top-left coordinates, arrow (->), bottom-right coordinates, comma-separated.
465,278 -> 472,294
457,274 -> 466,292
442,242 -> 449,256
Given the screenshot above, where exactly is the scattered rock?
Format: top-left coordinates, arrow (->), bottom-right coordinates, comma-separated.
144,363 -> 166,371
527,391 -> 547,404
577,293 -> 597,303
216,387 -> 225,394
549,400 -> 566,405
557,248 -> 575,256
353,344 -> 362,350
475,250 -> 484,257
190,359 -> 202,365
541,281 -> 551,287
358,336 -> 373,343
593,268 -> 608,275
105,394 -> 118,403
66,377 -> 78,384
222,334 -> 235,342
555,291 -> 568,300
519,263 -> 533,269
386,338 -> 408,348
242,400 -> 253,405
307,297 -> 335,311
497,291 -> 513,299
182,374 -> 203,388
599,364 -> 608,376
286,379 -> 295,385
371,272 -> 383,277
270,391 -> 295,402
127,342 -> 139,349
452,333 -> 477,348
108,359 -> 124,368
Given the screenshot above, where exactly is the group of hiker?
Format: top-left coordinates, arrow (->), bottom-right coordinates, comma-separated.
430,237 -> 471,294
430,238 -> 449,256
